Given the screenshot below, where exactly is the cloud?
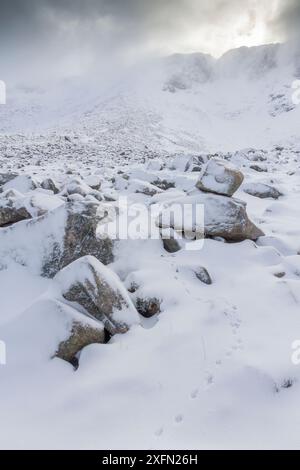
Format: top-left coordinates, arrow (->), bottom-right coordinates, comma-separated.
269,0 -> 300,40
0,0 -> 297,83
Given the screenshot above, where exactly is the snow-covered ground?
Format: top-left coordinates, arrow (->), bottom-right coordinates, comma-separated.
0,43 -> 300,450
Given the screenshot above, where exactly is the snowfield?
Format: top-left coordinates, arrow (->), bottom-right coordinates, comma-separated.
0,42 -> 300,450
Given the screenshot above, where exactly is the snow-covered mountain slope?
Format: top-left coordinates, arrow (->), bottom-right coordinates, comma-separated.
1,41 -> 300,154
0,43 -> 300,450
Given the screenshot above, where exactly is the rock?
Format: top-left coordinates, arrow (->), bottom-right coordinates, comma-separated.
196,158 -> 244,196
195,267 -> 212,285
41,178 -> 60,194
1,297 -> 106,368
0,173 -> 19,188
131,179 -> 163,196
42,201 -> 114,277
56,320 -> 105,367
186,155 -> 207,173
161,228 -> 183,253
0,201 -> 114,277
151,179 -> 175,191
250,165 -> 267,173
135,297 -> 161,318
84,175 -> 102,191
0,191 -> 32,227
158,193 -> 264,242
243,183 -> 283,200
2,175 -> 38,193
61,178 -> 93,197
0,200 -> 31,227
54,256 -> 140,335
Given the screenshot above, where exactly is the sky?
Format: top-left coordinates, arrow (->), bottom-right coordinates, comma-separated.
0,0 -> 299,83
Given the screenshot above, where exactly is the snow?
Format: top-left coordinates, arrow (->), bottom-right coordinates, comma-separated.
0,42 -> 300,450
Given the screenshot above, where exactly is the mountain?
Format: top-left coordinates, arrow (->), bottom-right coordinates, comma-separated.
1,41 -> 300,154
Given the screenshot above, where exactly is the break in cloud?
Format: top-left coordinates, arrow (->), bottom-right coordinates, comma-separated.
0,0 -> 299,83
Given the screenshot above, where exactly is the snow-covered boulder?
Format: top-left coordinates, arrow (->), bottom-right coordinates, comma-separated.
54,256 -> 140,335
61,177 -> 94,198
41,178 -> 60,194
55,314 -> 105,367
131,179 -> 163,196
0,197 -> 31,227
243,183 -> 283,200
196,158 -> 244,196
157,193 -> 264,242
84,175 -> 102,191
1,297 -> 106,367
0,201 -> 114,277
135,297 -> 161,318
0,172 -> 18,188
2,174 -> 39,193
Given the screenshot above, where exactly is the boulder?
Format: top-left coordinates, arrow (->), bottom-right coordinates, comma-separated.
0,173 -> 19,188
157,193 -> 264,242
56,319 -> 105,367
0,201 -> 114,277
1,298 -> 106,368
0,203 -> 31,227
196,158 -> 244,197
194,267 -> 212,285
84,175 -> 102,191
243,183 -> 283,200
135,297 -> 161,318
61,178 -> 93,197
54,256 -> 140,335
42,201 -> 114,277
41,178 -> 60,194
0,192 -> 32,227
2,175 -> 38,193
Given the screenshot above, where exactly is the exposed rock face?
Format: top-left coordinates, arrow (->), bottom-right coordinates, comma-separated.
135,297 -> 161,318
42,201 -> 114,277
196,158 -> 244,197
195,267 -> 212,285
243,183 -> 283,200
158,193 -> 264,242
54,256 -> 140,335
56,320 -> 105,367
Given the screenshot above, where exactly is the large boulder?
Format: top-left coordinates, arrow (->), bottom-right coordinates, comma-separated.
157,193 -> 264,242
0,173 -> 19,188
42,201 -> 114,277
196,158 -> 244,197
2,174 -> 38,193
1,297 -> 106,368
54,256 -> 140,335
243,183 -> 283,200
0,201 -> 114,277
